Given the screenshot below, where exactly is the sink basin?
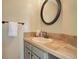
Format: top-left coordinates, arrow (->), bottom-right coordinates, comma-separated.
32,37 -> 52,44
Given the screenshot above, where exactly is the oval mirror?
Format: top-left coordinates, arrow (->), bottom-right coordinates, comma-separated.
40,0 -> 61,25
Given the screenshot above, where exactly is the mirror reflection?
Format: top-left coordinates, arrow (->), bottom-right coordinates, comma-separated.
43,0 -> 58,23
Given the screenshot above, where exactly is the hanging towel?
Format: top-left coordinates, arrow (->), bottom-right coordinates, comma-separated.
8,21 -> 18,37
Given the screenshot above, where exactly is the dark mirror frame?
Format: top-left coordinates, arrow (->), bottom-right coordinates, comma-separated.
40,0 -> 61,25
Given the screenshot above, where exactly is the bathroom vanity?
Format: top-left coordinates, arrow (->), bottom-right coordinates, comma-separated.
24,40 -> 59,59
24,36 -> 76,59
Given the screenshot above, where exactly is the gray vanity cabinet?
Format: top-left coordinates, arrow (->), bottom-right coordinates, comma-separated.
24,40 -> 59,59
24,41 -> 45,59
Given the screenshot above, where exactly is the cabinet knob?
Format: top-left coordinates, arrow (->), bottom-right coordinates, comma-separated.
28,52 -> 30,54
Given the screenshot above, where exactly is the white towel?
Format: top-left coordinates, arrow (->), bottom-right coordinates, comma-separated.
8,21 -> 18,37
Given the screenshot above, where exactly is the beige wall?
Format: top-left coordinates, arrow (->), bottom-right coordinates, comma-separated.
62,0 -> 77,35
2,0 -> 24,59
24,0 -> 63,33
24,0 -> 76,35
2,0 -> 26,22
2,24 -> 24,59
2,23 -> 19,59
3,0 -> 76,35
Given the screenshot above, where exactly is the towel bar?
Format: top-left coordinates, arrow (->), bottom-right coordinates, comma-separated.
2,21 -> 24,25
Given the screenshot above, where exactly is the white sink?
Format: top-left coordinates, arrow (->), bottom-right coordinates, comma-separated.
32,37 -> 52,44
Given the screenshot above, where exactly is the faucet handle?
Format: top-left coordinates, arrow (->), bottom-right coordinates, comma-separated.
41,32 -> 48,38
36,31 -> 48,38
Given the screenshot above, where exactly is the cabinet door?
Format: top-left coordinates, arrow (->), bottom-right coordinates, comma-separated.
32,53 -> 40,59
24,47 -> 31,59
